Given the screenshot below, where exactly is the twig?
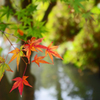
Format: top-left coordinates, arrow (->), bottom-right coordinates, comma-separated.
3,32 -> 16,49
22,63 -> 28,77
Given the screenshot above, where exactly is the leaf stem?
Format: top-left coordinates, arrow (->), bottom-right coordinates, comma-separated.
21,57 -> 27,65
22,63 -> 28,77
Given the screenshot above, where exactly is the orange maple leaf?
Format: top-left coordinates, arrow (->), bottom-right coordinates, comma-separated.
32,54 -> 51,67
8,48 -> 24,71
45,42 -> 63,63
17,29 -> 24,36
10,76 -> 32,96
23,37 -> 47,63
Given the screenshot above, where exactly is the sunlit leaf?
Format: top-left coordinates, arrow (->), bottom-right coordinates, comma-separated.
67,0 -> 85,13
82,11 -> 95,21
8,48 -> 24,71
23,37 -> 47,63
0,56 -> 13,81
32,54 -> 51,67
45,42 -> 63,63
0,6 -> 13,20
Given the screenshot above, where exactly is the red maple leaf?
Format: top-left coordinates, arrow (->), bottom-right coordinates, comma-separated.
32,54 -> 51,67
23,37 -> 47,63
45,42 -> 63,63
10,76 -> 32,96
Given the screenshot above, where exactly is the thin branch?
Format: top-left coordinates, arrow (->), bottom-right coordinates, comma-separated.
3,33 -> 16,49
21,0 -> 32,9
0,30 -> 26,43
22,63 -> 28,77
42,1 -> 57,25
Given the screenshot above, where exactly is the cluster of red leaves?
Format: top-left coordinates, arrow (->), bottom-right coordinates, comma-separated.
7,36 -> 63,96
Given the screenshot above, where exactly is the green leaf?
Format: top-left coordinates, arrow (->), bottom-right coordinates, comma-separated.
26,21 -> 47,38
0,6 -> 13,20
15,4 -> 37,21
15,9 -> 26,20
0,23 -> 9,32
11,24 -> 27,41
82,11 -> 95,21
67,0 -> 86,13
21,17 -> 33,26
26,4 -> 37,15
0,56 -> 13,81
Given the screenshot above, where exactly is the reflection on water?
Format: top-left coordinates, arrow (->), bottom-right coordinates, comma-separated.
30,53 -> 100,100
30,55 -> 82,100
35,87 -> 82,100
4,52 -> 100,100
35,87 -> 57,100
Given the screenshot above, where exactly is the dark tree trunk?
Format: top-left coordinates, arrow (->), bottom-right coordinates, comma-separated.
20,0 -> 36,100
95,0 -> 100,5
0,74 -> 19,100
0,0 -> 57,100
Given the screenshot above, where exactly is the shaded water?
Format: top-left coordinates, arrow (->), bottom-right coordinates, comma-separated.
3,52 -> 100,100
30,55 -> 100,100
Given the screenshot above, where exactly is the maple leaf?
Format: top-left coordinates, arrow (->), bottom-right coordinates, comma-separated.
32,54 -> 51,67
23,37 -> 47,62
45,42 -> 63,63
67,0 -> 85,13
31,37 -> 47,52
10,76 -> 32,96
82,11 -> 95,22
8,48 -> 24,71
0,56 -> 13,81
17,29 -> 24,36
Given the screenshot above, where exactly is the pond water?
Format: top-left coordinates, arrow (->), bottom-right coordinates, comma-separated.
30,55 -> 100,100
3,46 -> 100,100
31,59 -> 83,100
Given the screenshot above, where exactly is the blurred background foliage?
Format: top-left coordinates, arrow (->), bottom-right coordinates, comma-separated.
0,0 -> 100,100
0,0 -> 100,78
0,0 -> 99,71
